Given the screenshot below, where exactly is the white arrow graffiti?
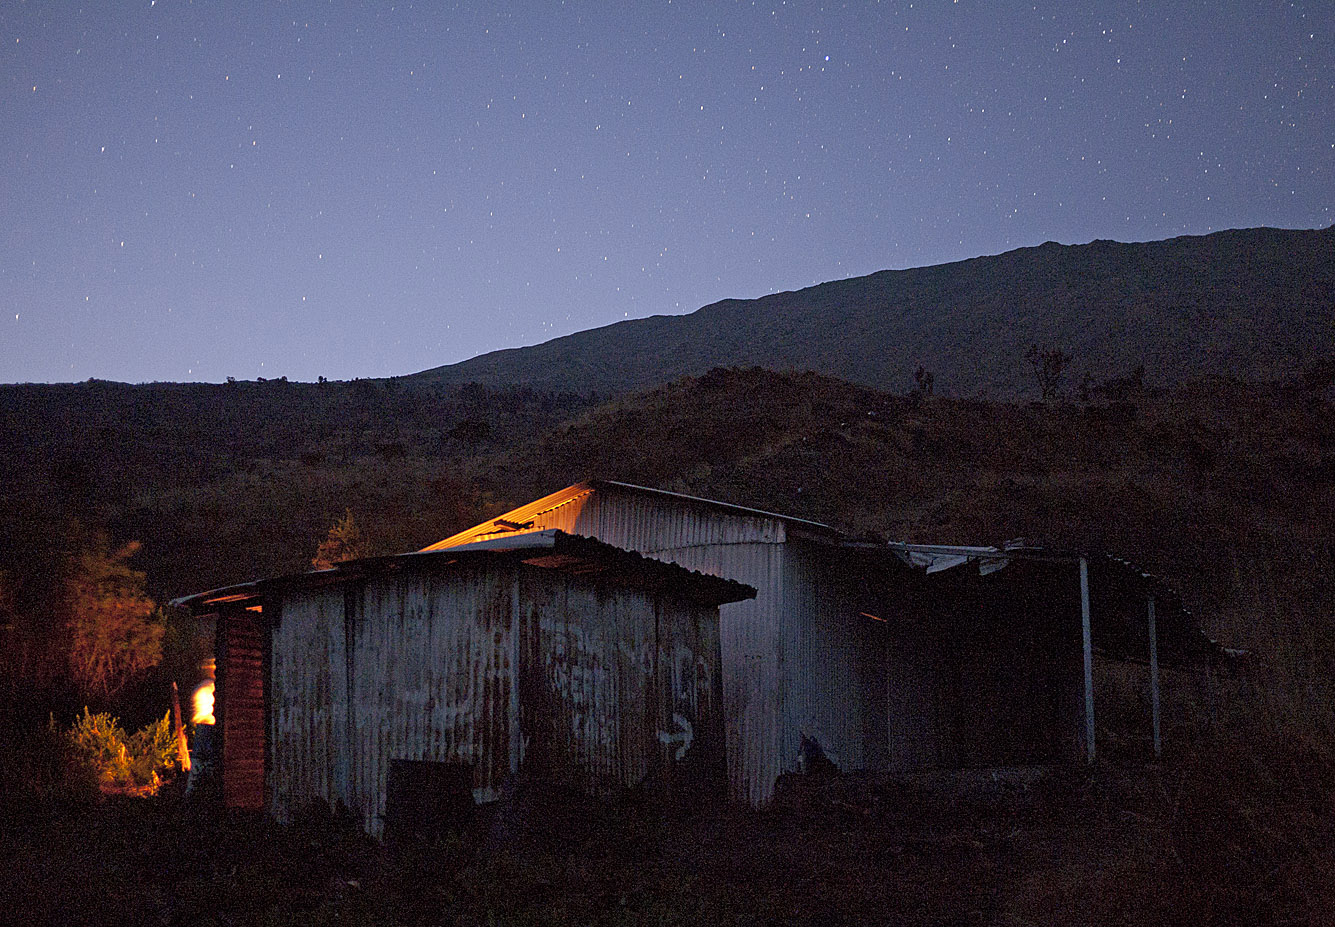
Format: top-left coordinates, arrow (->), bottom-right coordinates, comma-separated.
657,712 -> 694,760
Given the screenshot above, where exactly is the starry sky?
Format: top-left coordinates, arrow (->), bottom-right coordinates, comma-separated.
3,1 -> 1331,384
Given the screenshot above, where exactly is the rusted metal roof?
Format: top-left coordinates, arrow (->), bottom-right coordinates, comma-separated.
421,479 -> 841,552
172,529 -> 756,612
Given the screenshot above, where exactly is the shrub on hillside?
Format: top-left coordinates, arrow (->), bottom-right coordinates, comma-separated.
64,532 -> 164,700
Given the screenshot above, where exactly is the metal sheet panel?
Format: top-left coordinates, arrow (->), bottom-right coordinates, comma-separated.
544,487 -> 792,804
572,491 -> 788,551
518,568 -> 725,797
780,543 -> 873,777
346,563 -> 517,836
269,587 -> 345,822
613,540 -> 786,805
270,564 -> 518,836
268,555 -> 726,836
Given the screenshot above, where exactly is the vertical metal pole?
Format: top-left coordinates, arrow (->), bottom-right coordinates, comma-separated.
1148,595 -> 1162,758
1080,558 -> 1095,764
509,569 -> 522,778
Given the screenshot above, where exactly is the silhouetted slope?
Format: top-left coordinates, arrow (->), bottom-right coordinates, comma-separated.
411,225 -> 1335,397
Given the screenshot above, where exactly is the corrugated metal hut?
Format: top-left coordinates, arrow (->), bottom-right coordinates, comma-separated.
427,481 -> 1214,804
173,530 -> 753,837
425,481 -> 880,806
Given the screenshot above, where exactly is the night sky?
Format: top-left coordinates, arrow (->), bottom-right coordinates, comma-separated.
4,2 -> 1331,384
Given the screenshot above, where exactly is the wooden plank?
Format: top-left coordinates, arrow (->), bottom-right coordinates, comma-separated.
222,611 -> 267,811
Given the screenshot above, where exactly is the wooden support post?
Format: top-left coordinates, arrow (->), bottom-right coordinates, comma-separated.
172,681 -> 191,772
1080,558 -> 1095,764
1148,595 -> 1162,758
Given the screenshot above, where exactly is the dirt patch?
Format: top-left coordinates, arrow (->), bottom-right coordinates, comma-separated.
8,761 -> 1327,926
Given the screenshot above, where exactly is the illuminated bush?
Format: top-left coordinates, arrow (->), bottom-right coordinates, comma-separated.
64,708 -> 179,795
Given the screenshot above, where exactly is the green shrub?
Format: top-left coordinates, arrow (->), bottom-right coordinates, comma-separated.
64,707 -> 179,794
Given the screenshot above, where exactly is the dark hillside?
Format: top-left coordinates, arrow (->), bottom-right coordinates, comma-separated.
470,367 -> 1335,623
4,367 -> 1330,653
410,225 -> 1335,399
2,367 -> 1333,922
0,378 -> 598,602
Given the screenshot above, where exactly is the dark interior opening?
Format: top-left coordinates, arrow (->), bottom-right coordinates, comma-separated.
384,759 -> 477,844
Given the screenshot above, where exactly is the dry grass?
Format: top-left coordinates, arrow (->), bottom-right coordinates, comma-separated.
2,367 -> 1333,924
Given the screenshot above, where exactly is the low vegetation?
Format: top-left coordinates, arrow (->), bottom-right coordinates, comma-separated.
1,362 -> 1332,923
63,708 -> 180,795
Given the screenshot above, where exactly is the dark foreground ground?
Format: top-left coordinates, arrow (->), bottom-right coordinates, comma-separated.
5,760 -> 1330,927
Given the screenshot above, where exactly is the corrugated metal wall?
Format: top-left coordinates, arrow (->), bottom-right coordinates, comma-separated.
271,562 -> 518,834
268,560 -> 724,836
269,587 -> 345,820
485,488 -> 795,804
352,562 -> 517,835
662,543 -> 788,806
519,488 -> 868,806
518,569 -> 724,798
780,543 -> 878,776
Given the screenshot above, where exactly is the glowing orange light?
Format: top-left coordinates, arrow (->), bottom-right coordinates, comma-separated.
192,680 -> 215,725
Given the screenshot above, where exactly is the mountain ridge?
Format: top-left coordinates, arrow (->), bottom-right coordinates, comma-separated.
411,224 -> 1335,398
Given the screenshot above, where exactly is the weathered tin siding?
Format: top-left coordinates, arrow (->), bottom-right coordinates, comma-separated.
658,543 -> 786,805
352,563 -> 517,835
267,560 -> 725,836
538,489 -> 800,805
537,489 -> 898,804
572,492 -> 789,550
566,492 -> 789,803
780,543 -> 885,777
497,488 -> 787,551
271,562 -> 518,835
518,569 -> 724,798
269,587 -> 346,820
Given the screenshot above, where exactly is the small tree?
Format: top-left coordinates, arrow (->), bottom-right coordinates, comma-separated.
312,509 -> 366,570
1025,344 -> 1072,402
913,365 -> 935,397
65,534 -> 163,701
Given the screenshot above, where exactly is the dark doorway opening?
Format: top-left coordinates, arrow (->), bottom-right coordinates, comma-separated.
384,759 -> 477,844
